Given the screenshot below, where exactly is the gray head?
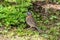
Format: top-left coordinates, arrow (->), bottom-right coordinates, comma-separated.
27,12 -> 32,16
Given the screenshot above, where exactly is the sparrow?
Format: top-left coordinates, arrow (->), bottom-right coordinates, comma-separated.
26,11 -> 42,33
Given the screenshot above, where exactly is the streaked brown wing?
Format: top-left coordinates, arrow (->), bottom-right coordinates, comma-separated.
26,16 -> 37,27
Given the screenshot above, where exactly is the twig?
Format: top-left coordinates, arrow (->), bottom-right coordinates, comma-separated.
42,4 -> 60,10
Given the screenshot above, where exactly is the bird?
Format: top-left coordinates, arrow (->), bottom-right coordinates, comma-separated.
26,11 -> 42,34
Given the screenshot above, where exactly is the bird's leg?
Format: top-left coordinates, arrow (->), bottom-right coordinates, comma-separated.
27,26 -> 35,30
26,26 -> 31,30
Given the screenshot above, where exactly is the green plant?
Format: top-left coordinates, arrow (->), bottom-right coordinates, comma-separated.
0,0 -> 32,28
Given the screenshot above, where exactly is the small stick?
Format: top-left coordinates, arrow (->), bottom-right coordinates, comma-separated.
42,4 -> 60,10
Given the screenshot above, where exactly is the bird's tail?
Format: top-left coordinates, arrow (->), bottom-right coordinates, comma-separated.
35,27 -> 43,34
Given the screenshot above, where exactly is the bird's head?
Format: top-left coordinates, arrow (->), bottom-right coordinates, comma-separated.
27,12 -> 32,16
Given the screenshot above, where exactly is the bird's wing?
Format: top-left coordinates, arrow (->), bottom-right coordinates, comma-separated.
30,16 -> 37,26
26,16 -> 37,27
